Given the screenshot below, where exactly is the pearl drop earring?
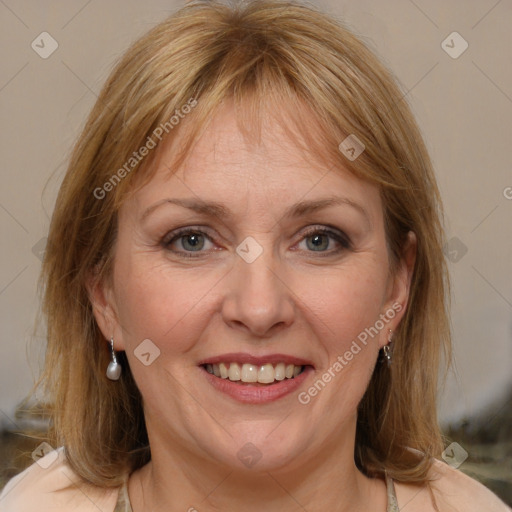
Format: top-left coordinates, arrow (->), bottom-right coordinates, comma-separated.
106,337 -> 122,380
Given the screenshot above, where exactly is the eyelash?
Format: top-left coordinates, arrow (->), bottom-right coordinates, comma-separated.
161,225 -> 351,259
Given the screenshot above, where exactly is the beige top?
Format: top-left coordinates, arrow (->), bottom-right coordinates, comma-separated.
0,446 -> 510,511
113,472 -> 400,511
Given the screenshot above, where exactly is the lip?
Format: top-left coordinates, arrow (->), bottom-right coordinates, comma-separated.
197,352 -> 315,367
199,364 -> 315,404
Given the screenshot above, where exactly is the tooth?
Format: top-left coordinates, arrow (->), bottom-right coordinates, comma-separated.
228,362 -> 241,381
241,364 -> 258,382
274,363 -> 286,381
219,362 -> 229,379
258,363 -> 275,383
213,361 -> 304,382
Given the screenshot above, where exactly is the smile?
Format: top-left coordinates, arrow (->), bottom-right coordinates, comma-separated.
203,362 -> 305,385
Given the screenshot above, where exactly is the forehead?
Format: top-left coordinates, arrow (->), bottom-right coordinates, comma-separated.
124,101 -> 382,221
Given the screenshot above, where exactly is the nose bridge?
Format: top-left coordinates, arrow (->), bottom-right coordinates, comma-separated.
221,235 -> 294,337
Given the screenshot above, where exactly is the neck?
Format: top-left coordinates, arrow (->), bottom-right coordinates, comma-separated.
128,419 -> 387,512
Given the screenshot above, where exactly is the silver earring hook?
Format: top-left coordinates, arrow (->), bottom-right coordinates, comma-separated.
381,329 -> 393,366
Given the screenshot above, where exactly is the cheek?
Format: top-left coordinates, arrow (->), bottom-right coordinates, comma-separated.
113,254 -> 223,355
300,264 -> 387,353
298,269 -> 387,405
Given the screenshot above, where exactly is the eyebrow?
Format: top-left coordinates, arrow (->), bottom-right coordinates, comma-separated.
141,195 -> 371,228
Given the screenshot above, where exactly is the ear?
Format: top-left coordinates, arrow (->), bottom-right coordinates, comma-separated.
85,266 -> 126,351
380,230 -> 417,347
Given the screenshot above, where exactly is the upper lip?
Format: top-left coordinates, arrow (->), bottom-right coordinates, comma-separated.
198,352 -> 315,368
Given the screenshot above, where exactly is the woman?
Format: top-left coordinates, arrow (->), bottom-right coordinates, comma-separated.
0,0 -> 509,510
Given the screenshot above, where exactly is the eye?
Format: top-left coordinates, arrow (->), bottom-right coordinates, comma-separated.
162,227 -> 216,258
162,225 -> 351,259
297,226 -> 350,254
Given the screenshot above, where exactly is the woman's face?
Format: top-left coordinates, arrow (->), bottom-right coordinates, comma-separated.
92,102 -> 414,473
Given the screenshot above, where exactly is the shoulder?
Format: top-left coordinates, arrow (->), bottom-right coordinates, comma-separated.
394,458 -> 511,512
0,446 -> 121,512
428,458 -> 511,512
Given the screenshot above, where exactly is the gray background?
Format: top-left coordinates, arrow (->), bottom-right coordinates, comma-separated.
1,0 -> 511,434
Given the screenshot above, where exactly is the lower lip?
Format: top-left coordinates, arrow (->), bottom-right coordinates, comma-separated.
200,366 -> 314,404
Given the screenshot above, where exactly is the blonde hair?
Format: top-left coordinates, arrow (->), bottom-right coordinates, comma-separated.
38,0 -> 451,488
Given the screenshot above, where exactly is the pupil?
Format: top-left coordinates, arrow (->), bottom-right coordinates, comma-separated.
308,234 -> 327,251
184,234 -> 203,250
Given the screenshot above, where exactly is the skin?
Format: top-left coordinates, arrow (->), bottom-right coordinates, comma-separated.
89,101 -> 417,512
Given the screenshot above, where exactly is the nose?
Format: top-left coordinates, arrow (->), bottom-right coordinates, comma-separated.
221,245 -> 295,338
